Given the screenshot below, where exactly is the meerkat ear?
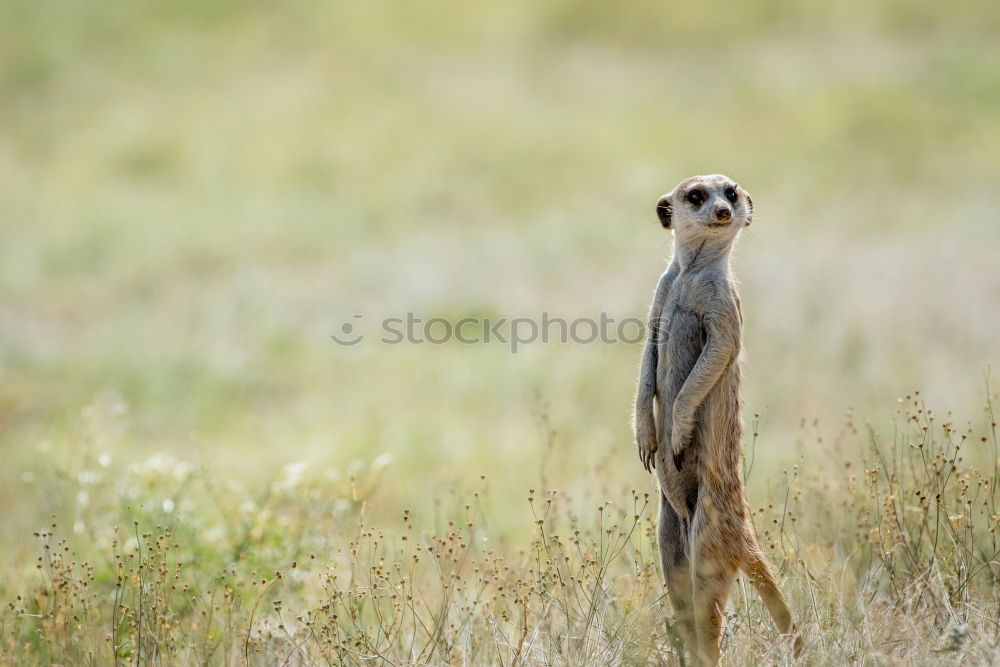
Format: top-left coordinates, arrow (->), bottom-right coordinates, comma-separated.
656,193 -> 673,229
745,193 -> 753,226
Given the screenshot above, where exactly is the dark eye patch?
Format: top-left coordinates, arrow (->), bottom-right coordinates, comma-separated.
724,186 -> 738,203
685,188 -> 705,207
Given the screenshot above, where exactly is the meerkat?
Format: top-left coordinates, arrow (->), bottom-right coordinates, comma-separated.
633,175 -> 801,664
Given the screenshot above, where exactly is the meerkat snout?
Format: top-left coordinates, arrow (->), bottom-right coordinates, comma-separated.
713,204 -> 732,223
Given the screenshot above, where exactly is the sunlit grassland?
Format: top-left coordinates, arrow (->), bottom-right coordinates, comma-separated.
5,394 -> 1000,663
2,0 -> 1000,663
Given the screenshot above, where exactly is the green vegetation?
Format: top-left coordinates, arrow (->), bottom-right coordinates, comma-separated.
6,395 -> 1000,663
2,0 -> 999,663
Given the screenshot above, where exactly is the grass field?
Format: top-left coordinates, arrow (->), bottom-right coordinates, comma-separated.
2,1 -> 1000,663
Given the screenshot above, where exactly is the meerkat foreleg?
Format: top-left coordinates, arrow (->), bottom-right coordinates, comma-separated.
634,264 -> 677,471
669,318 -> 736,469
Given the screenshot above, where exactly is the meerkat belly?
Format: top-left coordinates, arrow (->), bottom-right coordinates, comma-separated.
658,308 -> 704,409
655,307 -> 704,517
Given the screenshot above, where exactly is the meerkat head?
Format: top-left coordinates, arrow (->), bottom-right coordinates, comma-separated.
656,174 -> 753,242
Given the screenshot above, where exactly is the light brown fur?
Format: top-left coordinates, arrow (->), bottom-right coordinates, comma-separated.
633,175 -> 801,663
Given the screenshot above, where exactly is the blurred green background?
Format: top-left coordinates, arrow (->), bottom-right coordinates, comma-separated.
2,0 -> 999,552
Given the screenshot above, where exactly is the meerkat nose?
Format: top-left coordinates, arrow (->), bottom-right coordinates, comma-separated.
714,206 -> 732,222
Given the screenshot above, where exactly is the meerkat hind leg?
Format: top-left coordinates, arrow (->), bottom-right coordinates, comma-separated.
691,550 -> 738,665
688,492 -> 740,665
658,493 -> 696,655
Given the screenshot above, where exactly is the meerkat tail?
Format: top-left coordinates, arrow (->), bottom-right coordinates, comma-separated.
741,544 -> 803,655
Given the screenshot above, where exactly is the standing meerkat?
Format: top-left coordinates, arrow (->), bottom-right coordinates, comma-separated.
633,175 -> 801,663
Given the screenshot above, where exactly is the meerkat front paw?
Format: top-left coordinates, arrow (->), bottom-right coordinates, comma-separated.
635,422 -> 658,472
670,420 -> 692,471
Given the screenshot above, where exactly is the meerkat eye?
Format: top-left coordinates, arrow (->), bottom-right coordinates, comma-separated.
685,189 -> 705,207
724,187 -> 738,203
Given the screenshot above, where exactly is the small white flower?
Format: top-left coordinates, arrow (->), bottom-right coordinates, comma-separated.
79,470 -> 101,485
108,396 -> 128,416
278,461 -> 309,490
372,453 -> 394,471
162,498 -> 175,513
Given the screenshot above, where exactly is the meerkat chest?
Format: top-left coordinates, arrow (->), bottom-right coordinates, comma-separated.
664,276 -> 711,323
660,278 -> 708,361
